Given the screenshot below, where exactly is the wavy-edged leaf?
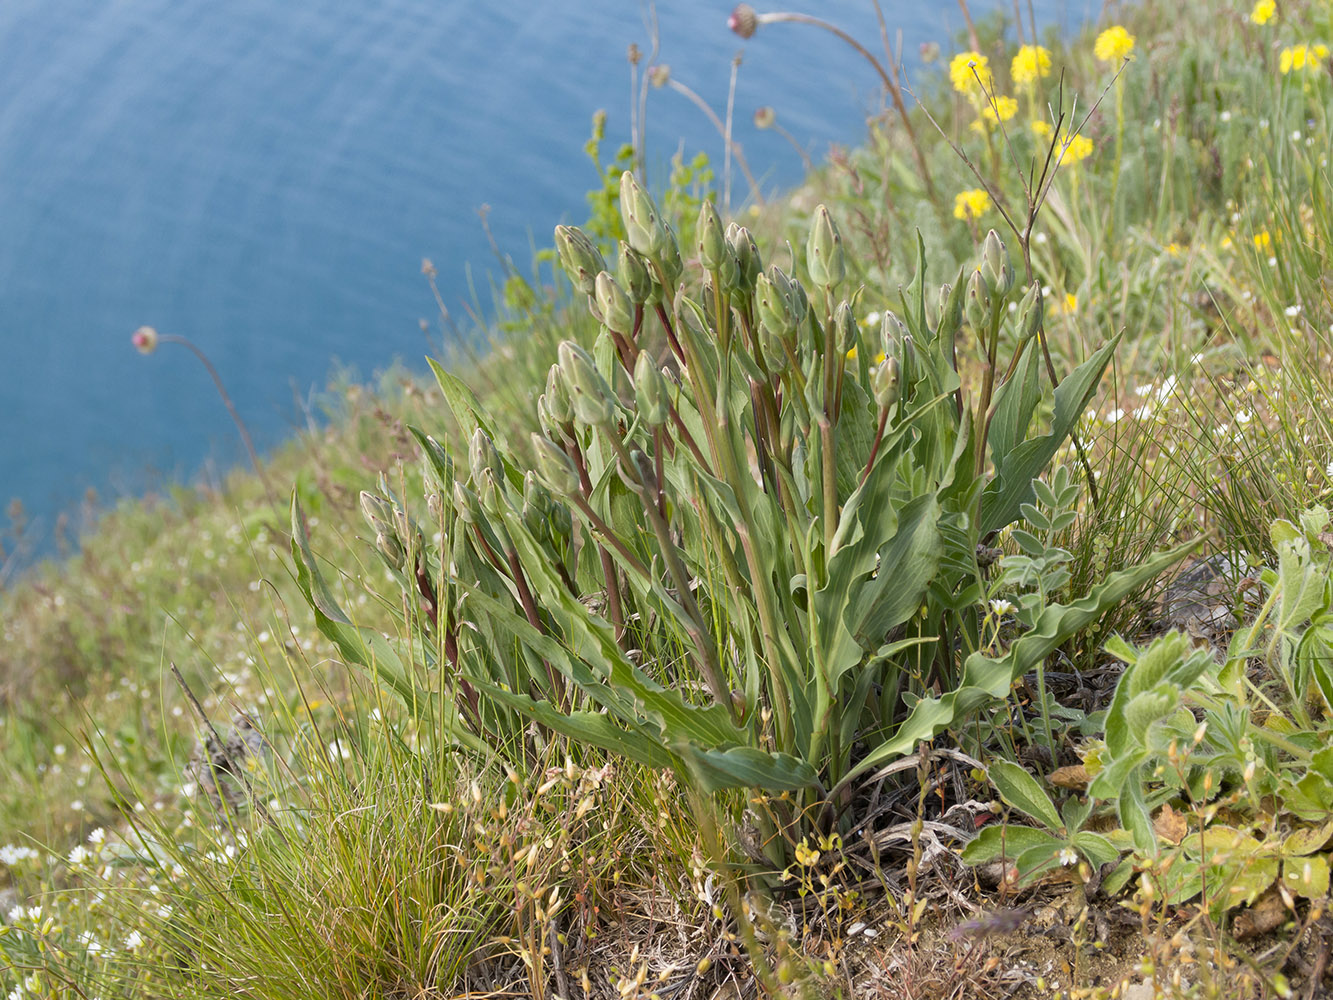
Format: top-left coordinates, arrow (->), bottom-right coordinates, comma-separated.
835,541 -> 1194,793
674,743 -> 819,794
989,760 -> 1062,833
959,824 -> 1061,865
980,332 -> 1122,535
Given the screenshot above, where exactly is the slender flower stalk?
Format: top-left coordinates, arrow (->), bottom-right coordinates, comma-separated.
728,5 -> 937,200
131,326 -> 279,508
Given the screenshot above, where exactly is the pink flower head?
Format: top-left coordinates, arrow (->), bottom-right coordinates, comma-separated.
131,326 -> 159,354
728,4 -> 758,39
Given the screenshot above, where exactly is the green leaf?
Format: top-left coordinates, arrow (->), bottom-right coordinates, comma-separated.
980,332 -> 1122,535
987,343 -> 1043,474
959,824 -> 1062,865
989,760 -> 1062,833
673,743 -> 820,794
469,680 -> 676,770
836,542 -> 1193,792
1070,831 -> 1120,868
428,359 -> 504,446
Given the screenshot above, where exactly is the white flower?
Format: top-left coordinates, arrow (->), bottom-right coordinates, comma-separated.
328,739 -> 352,762
67,844 -> 90,866
7,905 -> 23,923
1285,304 -> 1301,317
989,598 -> 1015,616
1325,461 -> 1333,479
1219,110 -> 1232,123
1057,848 -> 1079,866
0,844 -> 39,866
123,930 -> 144,951
87,828 -> 106,845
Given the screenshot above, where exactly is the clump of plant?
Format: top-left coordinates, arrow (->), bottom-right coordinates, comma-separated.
293,171 -> 1187,867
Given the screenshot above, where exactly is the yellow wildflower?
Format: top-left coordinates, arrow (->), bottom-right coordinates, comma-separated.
953,188 -> 993,221
1094,25 -> 1136,63
794,839 -> 821,867
982,95 -> 1019,125
1280,43 -> 1329,74
1011,44 -> 1053,88
1253,230 -> 1272,250
1031,119 -> 1053,138
950,51 -> 994,98
1065,293 -> 1079,313
1250,0 -> 1276,24
1060,133 -> 1095,165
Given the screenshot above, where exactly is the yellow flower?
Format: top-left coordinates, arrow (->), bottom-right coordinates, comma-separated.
1253,230 -> 1272,249
1031,119 -> 1053,138
982,95 -> 1019,124
950,51 -> 994,97
1011,44 -> 1053,88
1280,43 -> 1329,74
1094,25 -> 1136,63
1060,133 -> 1095,165
1250,0 -> 1276,24
953,188 -> 993,221
794,839 -> 821,867
1065,293 -> 1079,313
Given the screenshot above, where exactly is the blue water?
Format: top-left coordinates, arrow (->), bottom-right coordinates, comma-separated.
0,0 -> 1080,553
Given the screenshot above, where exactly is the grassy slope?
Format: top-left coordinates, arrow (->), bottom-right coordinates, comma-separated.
3,0 -> 1333,996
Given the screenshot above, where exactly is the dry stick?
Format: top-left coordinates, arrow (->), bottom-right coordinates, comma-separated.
156,333 -> 279,509
911,70 -> 1125,511
956,0 -> 983,53
635,4 -> 661,175
762,10 -> 936,202
665,77 -> 763,206
723,52 -> 742,212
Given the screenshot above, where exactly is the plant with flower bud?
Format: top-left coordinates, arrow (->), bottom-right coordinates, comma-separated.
291,173 -> 1184,864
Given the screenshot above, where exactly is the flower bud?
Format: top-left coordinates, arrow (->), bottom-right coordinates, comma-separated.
594,271 -> 634,334
758,323 -> 789,372
806,205 -> 845,289
554,225 -> 605,296
649,64 -> 671,87
421,444 -> 456,509
872,356 -> 900,409
375,530 -> 407,571
543,364 -> 574,428
453,480 -> 483,525
468,429 -> 504,487
696,201 -> 729,271
753,106 -> 775,129
360,491 -> 394,532
131,325 -> 159,354
755,269 -> 794,338
558,341 -> 617,427
619,170 -> 669,260
937,277 -> 965,342
726,223 -> 761,296
880,311 -> 908,358
981,229 -> 1015,298
616,241 -> 654,305
633,352 -> 670,427
965,268 -> 992,331
834,300 -> 858,355
531,434 -> 581,496
659,222 -> 685,285
1014,282 -> 1043,343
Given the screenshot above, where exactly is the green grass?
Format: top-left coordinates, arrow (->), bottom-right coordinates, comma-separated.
6,1 -> 1333,997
